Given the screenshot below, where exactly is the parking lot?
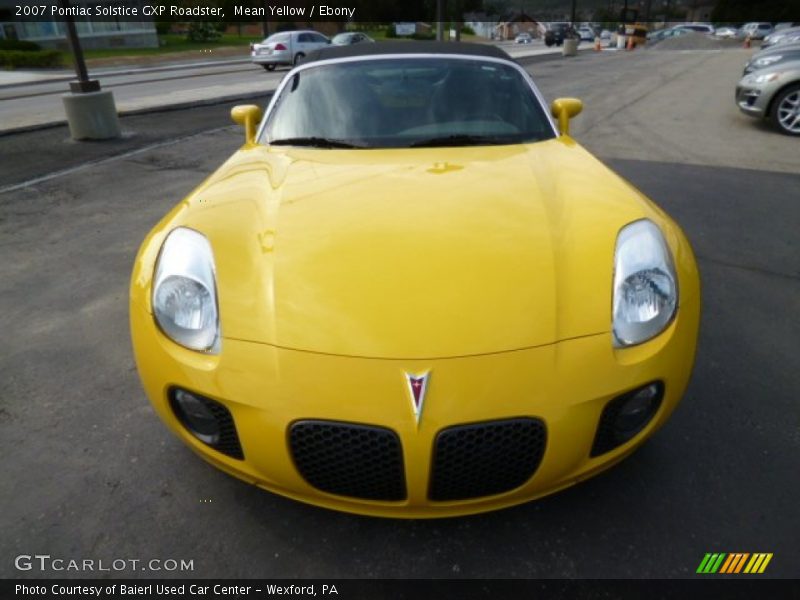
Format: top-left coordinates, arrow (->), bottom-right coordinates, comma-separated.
1,46 -> 798,578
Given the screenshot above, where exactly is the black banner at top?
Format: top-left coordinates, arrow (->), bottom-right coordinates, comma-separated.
3,0 -> 800,24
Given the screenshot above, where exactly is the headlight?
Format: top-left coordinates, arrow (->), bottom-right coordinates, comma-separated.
152,227 -> 220,352
612,220 -> 678,347
753,55 -> 782,68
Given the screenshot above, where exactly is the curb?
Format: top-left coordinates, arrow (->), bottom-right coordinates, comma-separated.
0,89 -> 274,137
0,57 -> 252,91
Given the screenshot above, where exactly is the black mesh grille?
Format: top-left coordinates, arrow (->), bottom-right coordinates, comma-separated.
429,418 -> 546,501
289,420 -> 406,501
591,382 -> 664,457
169,389 -> 244,460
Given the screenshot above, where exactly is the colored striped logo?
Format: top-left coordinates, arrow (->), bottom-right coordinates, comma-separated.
696,553 -> 773,574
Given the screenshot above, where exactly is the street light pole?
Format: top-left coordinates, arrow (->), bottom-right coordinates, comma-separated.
58,0 -> 100,93
58,0 -> 120,139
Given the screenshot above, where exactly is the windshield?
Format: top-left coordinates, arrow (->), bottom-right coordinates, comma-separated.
261,58 -> 555,148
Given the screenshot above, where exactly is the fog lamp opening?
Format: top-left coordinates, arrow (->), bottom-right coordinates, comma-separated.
170,388 -> 220,445
614,383 -> 661,437
591,382 -> 664,457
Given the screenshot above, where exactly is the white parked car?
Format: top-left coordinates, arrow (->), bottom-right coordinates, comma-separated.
741,22 -> 774,40
514,32 -> 533,44
714,27 -> 740,39
251,30 -> 330,71
578,26 -> 596,42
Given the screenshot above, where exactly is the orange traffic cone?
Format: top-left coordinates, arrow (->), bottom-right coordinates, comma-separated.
743,35 -> 751,49
594,36 -> 602,51
626,35 -> 635,50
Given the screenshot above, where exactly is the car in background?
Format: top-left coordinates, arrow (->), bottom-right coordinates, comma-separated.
544,23 -> 575,46
675,23 -> 715,34
648,27 -> 691,43
736,59 -> 800,135
741,22 -> 775,40
514,32 -> 533,44
251,30 -> 330,70
762,27 -> 800,49
743,43 -> 800,74
714,27 -> 740,39
577,26 -> 596,42
331,32 -> 375,46
774,22 -> 800,32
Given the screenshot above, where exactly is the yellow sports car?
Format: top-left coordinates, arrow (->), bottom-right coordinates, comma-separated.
130,43 -> 700,517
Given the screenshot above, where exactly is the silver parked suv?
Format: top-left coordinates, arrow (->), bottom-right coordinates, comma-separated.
251,30 -> 330,70
735,59 -> 800,135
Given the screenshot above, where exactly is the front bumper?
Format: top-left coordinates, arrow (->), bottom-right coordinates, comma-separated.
735,83 -> 769,117
131,291 -> 699,518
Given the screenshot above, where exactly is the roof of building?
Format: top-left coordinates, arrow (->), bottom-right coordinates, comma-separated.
300,41 -> 512,65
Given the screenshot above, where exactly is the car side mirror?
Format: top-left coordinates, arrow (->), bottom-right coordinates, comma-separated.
231,104 -> 263,145
550,98 -> 583,136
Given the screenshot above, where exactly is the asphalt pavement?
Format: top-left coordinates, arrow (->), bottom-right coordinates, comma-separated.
0,47 -> 798,579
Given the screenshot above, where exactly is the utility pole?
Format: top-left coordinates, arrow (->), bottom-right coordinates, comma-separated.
262,0 -> 270,38
436,0 -> 445,41
59,0 -> 99,93
59,0 -> 120,139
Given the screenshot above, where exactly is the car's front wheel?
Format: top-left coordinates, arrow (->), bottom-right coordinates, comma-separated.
771,84 -> 800,136
262,64 -> 275,71
293,52 -> 305,66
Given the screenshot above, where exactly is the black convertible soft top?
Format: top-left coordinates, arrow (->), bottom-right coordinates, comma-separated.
300,41 -> 513,65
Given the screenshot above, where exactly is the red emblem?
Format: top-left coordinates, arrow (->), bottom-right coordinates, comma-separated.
405,372 -> 430,424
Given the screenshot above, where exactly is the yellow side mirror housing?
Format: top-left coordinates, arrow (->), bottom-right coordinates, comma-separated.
231,104 -> 263,145
550,98 -> 583,136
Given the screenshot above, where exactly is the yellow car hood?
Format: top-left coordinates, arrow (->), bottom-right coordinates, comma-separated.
167,138 -> 664,359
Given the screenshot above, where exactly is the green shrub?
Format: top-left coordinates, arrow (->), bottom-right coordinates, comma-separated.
461,25 -> 476,35
411,32 -> 436,40
186,22 -> 222,43
0,39 -> 41,51
0,49 -> 62,68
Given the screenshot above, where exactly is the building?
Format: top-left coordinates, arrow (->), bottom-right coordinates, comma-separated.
0,0 -> 157,49
493,12 -> 541,41
463,12 -> 500,39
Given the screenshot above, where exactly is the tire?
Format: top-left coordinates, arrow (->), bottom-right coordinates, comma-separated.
770,84 -> 800,136
293,52 -> 305,66
262,64 -> 275,71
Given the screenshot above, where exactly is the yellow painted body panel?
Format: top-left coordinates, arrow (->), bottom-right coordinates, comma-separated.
130,137 -> 701,517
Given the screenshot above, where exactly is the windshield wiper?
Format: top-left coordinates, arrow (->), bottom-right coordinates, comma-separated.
269,137 -> 364,149
409,134 -> 515,148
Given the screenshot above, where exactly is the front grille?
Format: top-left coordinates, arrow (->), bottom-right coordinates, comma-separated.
289,420 -> 406,501
429,418 -> 547,501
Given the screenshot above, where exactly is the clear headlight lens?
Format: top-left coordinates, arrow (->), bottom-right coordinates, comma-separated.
152,228 -> 219,352
612,220 -> 678,347
753,55 -> 782,68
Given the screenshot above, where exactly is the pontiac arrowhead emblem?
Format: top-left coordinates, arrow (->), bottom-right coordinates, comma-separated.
405,371 -> 430,425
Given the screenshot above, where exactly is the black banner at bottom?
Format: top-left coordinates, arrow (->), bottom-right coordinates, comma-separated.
4,579 -> 800,600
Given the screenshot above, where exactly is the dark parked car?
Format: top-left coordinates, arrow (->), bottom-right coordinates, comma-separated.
545,23 -> 576,47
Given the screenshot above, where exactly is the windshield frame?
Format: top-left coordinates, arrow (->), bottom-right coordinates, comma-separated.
255,53 -> 559,146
